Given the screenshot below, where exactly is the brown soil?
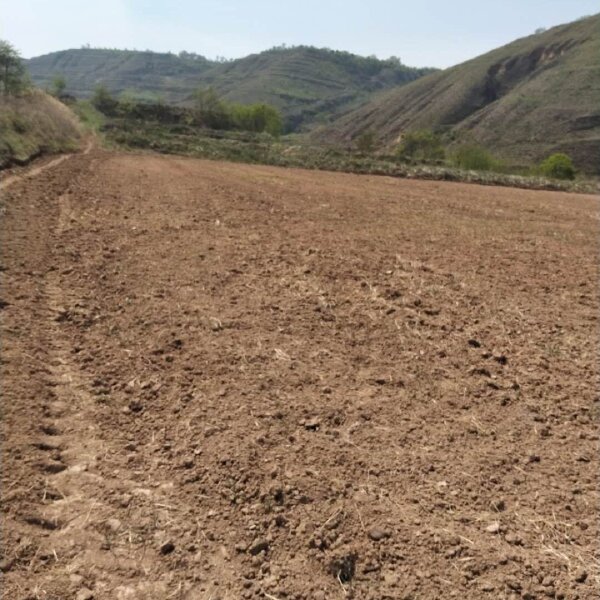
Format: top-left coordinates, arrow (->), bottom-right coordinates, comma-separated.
1,150 -> 598,600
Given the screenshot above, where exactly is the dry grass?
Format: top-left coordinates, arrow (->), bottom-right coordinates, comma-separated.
0,89 -> 83,168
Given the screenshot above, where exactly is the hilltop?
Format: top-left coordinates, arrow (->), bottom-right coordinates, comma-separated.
313,14 -> 600,173
26,47 -> 435,131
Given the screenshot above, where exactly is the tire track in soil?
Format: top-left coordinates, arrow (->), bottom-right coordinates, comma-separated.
43,183 -> 236,600
2,150 -> 216,599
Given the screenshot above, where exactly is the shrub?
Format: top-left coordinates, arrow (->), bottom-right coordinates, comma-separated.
73,100 -> 105,131
397,130 -> 445,162
50,75 -> 67,98
91,85 -> 119,115
230,103 -> 283,137
452,144 -> 495,171
192,88 -> 283,136
539,153 -> 575,180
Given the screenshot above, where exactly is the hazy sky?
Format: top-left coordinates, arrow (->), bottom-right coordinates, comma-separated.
1,0 -> 597,68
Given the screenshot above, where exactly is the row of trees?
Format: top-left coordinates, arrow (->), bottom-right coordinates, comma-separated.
189,87 -> 283,135
91,85 -> 284,137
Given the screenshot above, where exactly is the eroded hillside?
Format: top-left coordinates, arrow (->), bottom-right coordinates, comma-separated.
314,15 -> 600,172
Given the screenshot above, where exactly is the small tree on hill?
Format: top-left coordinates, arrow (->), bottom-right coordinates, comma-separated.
0,40 -> 27,95
192,86 -> 228,128
50,75 -> 67,98
91,84 -> 119,115
118,90 -> 138,117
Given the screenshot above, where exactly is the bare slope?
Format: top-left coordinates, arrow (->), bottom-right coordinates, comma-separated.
314,15 -> 600,172
0,89 -> 83,168
26,47 -> 434,130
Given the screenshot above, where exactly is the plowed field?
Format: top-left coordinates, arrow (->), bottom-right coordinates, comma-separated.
2,150 -> 598,599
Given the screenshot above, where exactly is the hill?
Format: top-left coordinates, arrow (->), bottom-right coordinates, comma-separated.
0,89 -> 83,168
313,14 -> 600,173
25,48 -> 214,102
26,47 -> 435,131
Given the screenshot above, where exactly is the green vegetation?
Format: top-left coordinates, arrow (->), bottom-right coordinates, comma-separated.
92,84 -> 119,114
229,103 -> 283,137
539,153 -> 576,180
72,100 -> 105,132
25,46 -> 436,132
0,41 -> 82,167
189,87 -> 283,136
452,144 -> 496,171
92,86 -> 283,137
397,130 -> 445,162
0,40 -> 28,95
50,75 -> 67,97
98,115 -> 594,194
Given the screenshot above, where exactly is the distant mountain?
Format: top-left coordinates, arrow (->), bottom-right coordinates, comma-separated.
26,47 -> 435,131
313,14 -> 600,173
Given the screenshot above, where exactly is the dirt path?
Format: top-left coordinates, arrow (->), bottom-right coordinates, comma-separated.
1,151 -> 598,599
1,140 -> 93,192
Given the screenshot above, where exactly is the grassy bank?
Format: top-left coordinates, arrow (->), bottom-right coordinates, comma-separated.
0,89 -> 83,169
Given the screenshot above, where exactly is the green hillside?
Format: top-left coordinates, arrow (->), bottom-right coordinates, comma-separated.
313,14 -> 600,173
26,47 -> 435,131
25,49 -> 214,101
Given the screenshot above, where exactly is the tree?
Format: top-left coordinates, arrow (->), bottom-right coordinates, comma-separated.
118,90 -> 137,116
539,153 -> 575,180
248,104 -> 282,137
192,87 -> 222,113
50,75 -> 67,98
0,40 -> 26,95
230,103 -> 283,136
91,84 -> 119,115
192,86 -> 228,128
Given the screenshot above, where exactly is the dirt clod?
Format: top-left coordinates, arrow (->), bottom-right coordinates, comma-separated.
367,527 -> 390,541
329,552 -> 358,583
159,541 -> 175,555
573,569 -> 588,584
248,539 -> 269,556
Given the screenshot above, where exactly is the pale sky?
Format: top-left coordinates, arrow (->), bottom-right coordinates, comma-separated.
1,0 -> 597,68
